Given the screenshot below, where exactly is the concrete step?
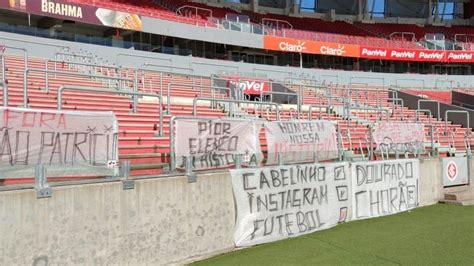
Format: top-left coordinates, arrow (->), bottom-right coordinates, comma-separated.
444,187 -> 474,201
439,199 -> 474,206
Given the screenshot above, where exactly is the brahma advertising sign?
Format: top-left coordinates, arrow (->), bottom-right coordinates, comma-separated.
0,0 -> 142,31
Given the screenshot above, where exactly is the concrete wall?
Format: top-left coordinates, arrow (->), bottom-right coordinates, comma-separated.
419,158 -> 444,206
0,173 -> 235,265
0,158 -> 448,265
141,17 -> 263,49
1,32 -> 473,88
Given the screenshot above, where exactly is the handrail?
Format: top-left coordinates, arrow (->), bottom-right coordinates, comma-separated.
54,52 -> 94,64
395,78 -> 425,89
57,86 -> 163,136
0,81 -> 7,107
417,99 -> 441,121
388,98 -> 405,120
346,106 -> 390,122
192,97 -> 282,120
166,83 -> 231,114
0,35 -> 69,51
47,58 -> 119,71
45,58 -> 121,80
116,53 -> 172,70
176,5 -> 213,19
260,90 -> 300,113
415,109 -> 433,125
1,55 -> 5,83
1,45 -> 28,70
349,76 -> 385,88
261,18 -> 293,29
309,104 -> 333,120
141,63 -> 194,74
445,110 -> 470,135
415,109 -> 435,154
23,68 -> 136,107
140,63 -> 201,95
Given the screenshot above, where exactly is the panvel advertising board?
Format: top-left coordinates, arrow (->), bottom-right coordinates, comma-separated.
351,159 -> 420,220
223,76 -> 270,96
0,107 -> 118,178
0,0 -> 142,31
231,162 -> 351,246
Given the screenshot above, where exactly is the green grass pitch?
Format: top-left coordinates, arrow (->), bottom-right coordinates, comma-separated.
194,204 -> 474,265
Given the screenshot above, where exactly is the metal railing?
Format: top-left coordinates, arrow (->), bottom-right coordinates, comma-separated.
345,106 -> 390,122
308,104 -> 333,120
166,83 -> 230,114
45,58 -> 121,81
192,97 -> 282,120
445,110 -> 470,135
23,68 -> 136,107
417,99 -> 441,121
0,81 -> 7,106
54,52 -> 94,65
260,90 -> 300,113
57,86 -> 163,136
415,109 -> 435,154
1,45 -> 28,70
388,98 -> 405,120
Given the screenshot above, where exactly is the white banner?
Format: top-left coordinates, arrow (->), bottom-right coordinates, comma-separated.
175,118 -> 262,170
265,120 -> 338,164
0,107 -> 118,177
231,162 -> 351,246
373,122 -> 425,153
351,159 -> 419,220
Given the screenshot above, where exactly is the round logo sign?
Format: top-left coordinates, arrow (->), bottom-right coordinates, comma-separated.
446,161 -> 458,181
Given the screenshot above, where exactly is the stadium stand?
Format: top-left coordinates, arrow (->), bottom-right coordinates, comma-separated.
0,0 -> 473,264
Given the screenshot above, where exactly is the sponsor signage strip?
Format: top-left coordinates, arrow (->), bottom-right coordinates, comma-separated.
263,36 -> 474,63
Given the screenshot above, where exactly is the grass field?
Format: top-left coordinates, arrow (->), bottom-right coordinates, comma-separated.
194,204 -> 474,265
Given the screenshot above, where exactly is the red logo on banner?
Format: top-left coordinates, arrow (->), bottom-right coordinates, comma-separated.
446,161 -> 458,181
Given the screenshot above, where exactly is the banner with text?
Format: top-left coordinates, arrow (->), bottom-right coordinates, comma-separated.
0,107 -> 118,178
175,118 -> 262,170
265,120 -> 339,164
263,36 -> 361,58
262,36 -> 474,63
231,162 -> 351,246
0,0 -> 142,31
373,122 -> 425,154
351,159 -> 419,220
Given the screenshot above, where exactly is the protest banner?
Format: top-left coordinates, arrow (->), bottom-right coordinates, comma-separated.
174,118 -> 262,170
231,162 -> 351,246
265,120 -> 338,164
0,107 -> 118,177
373,122 -> 425,154
351,159 -> 419,220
